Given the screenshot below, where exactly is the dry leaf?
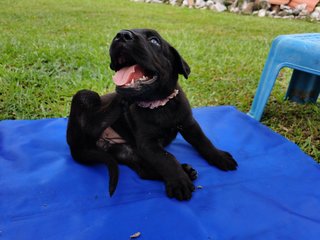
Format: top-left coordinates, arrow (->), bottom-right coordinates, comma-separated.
130,232 -> 141,239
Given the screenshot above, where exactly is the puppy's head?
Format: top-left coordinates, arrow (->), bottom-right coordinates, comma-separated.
109,29 -> 190,101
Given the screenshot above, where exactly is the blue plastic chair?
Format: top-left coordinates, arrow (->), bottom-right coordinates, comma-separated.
248,33 -> 320,121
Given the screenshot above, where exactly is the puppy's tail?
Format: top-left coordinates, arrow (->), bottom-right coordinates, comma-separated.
106,157 -> 119,197
69,148 -> 119,197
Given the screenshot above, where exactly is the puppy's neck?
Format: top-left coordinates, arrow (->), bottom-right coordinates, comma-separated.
137,89 -> 179,109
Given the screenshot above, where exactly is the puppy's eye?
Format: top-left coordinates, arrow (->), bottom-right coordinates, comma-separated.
149,37 -> 160,47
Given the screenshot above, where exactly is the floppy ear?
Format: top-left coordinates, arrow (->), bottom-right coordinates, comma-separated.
169,46 -> 191,79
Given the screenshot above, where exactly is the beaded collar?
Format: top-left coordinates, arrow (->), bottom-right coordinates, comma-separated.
137,89 -> 179,109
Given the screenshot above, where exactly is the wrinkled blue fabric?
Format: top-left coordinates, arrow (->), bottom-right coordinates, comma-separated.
1,106 -> 319,240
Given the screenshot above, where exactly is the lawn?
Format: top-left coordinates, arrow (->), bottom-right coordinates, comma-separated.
0,0 -> 319,161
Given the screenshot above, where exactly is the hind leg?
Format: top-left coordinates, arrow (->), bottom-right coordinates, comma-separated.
68,90 -> 123,141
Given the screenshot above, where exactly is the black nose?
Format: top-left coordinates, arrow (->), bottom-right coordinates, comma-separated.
114,30 -> 134,42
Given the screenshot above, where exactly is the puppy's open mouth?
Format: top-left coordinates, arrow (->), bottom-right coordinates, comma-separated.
112,64 -> 157,88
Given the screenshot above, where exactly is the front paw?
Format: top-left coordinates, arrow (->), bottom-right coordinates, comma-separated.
165,175 -> 195,201
208,150 -> 238,171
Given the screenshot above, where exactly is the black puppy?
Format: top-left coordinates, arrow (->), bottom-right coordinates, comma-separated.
67,29 -> 238,201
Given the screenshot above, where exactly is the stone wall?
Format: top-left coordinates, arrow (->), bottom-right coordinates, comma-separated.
131,0 -> 320,21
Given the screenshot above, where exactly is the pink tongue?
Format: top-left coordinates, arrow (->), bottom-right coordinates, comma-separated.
112,65 -> 145,86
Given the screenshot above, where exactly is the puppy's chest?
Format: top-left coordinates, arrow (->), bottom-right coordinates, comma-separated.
132,105 -> 182,129
133,109 -> 180,145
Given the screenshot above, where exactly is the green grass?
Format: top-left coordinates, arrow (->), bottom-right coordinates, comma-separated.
0,0 -> 319,161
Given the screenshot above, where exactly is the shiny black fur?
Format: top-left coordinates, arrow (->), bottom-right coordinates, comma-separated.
67,29 -> 237,201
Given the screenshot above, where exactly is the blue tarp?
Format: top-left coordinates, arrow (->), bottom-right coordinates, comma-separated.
1,106 -> 319,239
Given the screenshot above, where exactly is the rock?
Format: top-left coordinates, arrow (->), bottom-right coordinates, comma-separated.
255,0 -> 270,10
292,9 -> 301,16
290,3 -> 307,16
168,0 -> 177,5
278,4 -> 294,16
267,10 -> 277,16
229,0 -> 239,10
295,3 -> 308,11
131,0 -> 320,21
182,0 -> 189,7
271,4 -> 280,14
230,6 -> 240,13
299,9 -> 309,16
282,15 -> 295,19
224,0 -> 234,7
209,0 -> 227,12
252,10 -> 259,15
206,0 -> 214,6
195,0 -> 206,8
296,15 -> 307,19
310,10 -> 320,20
278,10 -> 291,16
280,4 -> 291,10
316,6 -> 320,12
258,8 -> 267,16
242,2 -> 255,14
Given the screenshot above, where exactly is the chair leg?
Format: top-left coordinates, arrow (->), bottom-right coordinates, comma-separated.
248,62 -> 282,121
285,70 -> 320,103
